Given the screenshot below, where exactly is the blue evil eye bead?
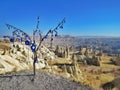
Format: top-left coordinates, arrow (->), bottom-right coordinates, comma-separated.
55,33 -> 58,37
49,30 -> 52,33
31,44 -> 36,52
60,26 -> 63,29
34,58 -> 38,63
10,38 -> 14,42
44,35 -> 48,39
51,38 -> 53,41
55,27 -> 58,30
3,36 -> 7,38
25,40 -> 31,45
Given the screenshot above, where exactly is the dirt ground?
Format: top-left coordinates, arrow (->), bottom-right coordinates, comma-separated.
0,70 -> 94,90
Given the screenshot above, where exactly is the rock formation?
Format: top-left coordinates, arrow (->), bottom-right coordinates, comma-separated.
55,45 -> 70,59
0,42 -> 55,74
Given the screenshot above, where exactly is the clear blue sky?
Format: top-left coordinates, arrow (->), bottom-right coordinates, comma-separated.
0,0 -> 120,36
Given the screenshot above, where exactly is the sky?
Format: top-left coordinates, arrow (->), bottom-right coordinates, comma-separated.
0,0 -> 120,36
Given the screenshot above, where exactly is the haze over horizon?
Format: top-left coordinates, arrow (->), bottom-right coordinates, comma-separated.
0,0 -> 120,36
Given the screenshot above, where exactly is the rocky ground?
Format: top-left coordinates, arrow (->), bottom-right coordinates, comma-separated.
0,71 -> 94,90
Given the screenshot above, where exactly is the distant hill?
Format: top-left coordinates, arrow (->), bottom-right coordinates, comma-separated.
59,35 -> 120,38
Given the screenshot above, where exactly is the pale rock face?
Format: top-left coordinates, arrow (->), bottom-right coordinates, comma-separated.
0,42 -> 55,74
0,58 -> 15,73
36,59 -> 46,69
72,54 -> 86,62
40,45 -> 55,60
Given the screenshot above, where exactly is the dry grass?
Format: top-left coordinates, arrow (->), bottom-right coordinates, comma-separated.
47,58 -> 72,65
0,43 -> 10,49
78,56 -> 120,89
48,56 -> 118,89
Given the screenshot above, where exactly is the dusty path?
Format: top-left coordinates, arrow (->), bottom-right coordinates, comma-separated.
0,71 -> 94,90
